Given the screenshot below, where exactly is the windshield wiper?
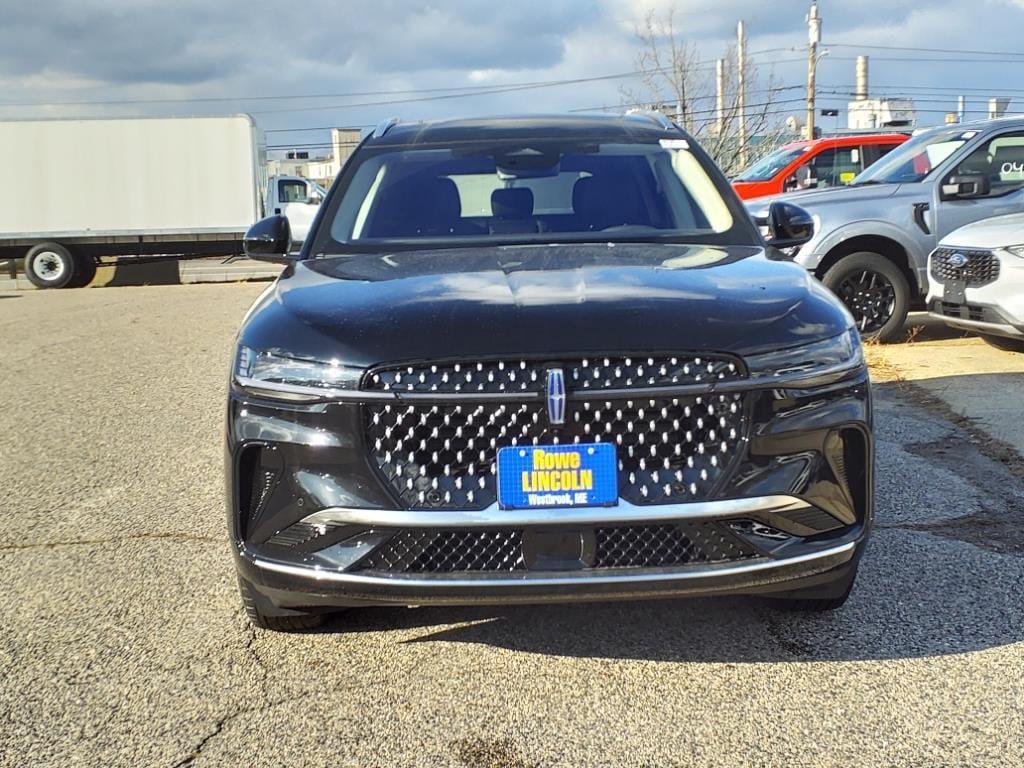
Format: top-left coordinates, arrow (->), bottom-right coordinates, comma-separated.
851,179 -> 884,186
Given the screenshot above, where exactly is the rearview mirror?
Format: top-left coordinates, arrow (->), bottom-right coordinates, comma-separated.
941,172 -> 991,200
764,201 -> 814,250
243,215 -> 294,263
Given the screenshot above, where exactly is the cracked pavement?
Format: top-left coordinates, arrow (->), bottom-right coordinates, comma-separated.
1,285 -> 1023,767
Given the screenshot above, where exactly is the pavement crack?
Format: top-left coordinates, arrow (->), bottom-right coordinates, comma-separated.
171,694 -> 306,767
0,532 -> 218,552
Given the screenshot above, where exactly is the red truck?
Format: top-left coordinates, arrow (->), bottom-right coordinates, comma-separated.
733,133 -> 909,201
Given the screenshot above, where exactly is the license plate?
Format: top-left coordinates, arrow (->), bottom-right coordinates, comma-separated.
943,278 -> 967,305
496,443 -> 618,509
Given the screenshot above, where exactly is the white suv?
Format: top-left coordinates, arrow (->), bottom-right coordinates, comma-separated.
927,212 -> 1024,351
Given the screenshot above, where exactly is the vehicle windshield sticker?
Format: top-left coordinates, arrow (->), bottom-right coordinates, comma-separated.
960,131 -> 979,139
659,138 -> 690,150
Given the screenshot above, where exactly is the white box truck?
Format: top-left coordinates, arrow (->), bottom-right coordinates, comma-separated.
0,115 -> 328,288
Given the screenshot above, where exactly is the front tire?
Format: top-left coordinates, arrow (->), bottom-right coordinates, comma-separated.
24,242 -> 77,289
765,565 -> 858,612
821,252 -> 910,343
981,334 -> 1024,353
238,576 -> 325,632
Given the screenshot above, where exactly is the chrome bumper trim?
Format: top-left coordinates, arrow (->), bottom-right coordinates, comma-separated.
928,312 -> 1024,338
296,494 -> 810,529
233,362 -> 866,404
247,540 -> 857,588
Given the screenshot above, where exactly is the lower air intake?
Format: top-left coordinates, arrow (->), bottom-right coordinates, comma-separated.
353,522 -> 756,574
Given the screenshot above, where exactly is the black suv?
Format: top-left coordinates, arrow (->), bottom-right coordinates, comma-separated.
228,114 -> 872,631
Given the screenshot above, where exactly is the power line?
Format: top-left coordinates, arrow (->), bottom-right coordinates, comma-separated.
825,42 -> 1024,58
0,49 -> 798,113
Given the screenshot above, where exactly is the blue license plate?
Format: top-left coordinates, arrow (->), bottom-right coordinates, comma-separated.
496,443 -> 618,509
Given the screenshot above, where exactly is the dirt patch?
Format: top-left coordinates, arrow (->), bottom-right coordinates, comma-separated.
451,738 -> 540,768
867,339 -> 1024,554
892,378 -> 1024,481
886,437 -> 1024,556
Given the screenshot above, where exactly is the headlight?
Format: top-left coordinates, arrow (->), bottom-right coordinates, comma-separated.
746,328 -> 863,379
1004,245 -> 1024,258
234,346 -> 362,401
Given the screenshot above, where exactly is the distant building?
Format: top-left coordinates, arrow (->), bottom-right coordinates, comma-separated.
266,128 -> 364,186
847,98 -> 917,130
267,150 -> 325,179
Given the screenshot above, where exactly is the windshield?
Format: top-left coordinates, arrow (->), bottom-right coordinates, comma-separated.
316,138 -> 738,252
734,146 -> 808,182
854,126 -> 977,184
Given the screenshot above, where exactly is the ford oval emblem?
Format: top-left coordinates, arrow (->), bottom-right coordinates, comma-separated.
947,252 -> 969,268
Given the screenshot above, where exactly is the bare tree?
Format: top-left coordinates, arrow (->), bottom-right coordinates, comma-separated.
621,8 -> 792,176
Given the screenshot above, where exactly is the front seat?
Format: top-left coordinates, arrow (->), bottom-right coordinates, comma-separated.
489,188 -> 540,234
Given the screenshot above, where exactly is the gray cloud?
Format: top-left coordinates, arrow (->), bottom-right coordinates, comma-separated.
1,0 -> 1023,149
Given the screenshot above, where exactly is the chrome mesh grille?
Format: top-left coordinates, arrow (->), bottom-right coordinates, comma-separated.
594,523 -> 756,567
357,530 -> 525,573
365,354 -> 744,393
931,249 -> 1000,287
354,523 -> 755,573
364,393 -> 749,510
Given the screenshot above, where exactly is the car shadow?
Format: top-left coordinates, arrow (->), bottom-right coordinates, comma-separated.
316,524 -> 1024,663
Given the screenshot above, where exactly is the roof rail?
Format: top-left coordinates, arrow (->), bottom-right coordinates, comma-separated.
372,117 -> 400,138
624,109 -> 677,132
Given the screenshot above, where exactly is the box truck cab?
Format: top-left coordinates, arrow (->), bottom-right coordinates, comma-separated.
267,176 -> 327,245
733,134 -> 908,201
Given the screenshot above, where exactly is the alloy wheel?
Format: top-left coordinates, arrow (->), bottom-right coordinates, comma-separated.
837,269 -> 896,335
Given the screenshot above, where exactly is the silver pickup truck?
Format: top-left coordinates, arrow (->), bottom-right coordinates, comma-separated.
757,117 -> 1024,341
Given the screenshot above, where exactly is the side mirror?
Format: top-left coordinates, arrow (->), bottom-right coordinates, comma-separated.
941,172 -> 991,200
764,201 -> 814,250
783,174 -> 799,192
243,215 -> 294,263
795,164 -> 818,190
305,193 -> 323,206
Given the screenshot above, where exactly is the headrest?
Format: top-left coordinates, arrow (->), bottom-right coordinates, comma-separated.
491,187 -> 534,219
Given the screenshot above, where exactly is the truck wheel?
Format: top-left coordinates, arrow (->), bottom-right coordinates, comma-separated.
981,334 -> 1024,353
821,252 -> 911,343
68,253 -> 97,288
24,242 -> 77,289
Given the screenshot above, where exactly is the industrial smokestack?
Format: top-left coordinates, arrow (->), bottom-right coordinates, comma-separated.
957,95 -> 965,122
855,56 -> 869,100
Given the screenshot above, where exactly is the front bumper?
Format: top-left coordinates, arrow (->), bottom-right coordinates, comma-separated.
226,369 -> 872,612
927,249 -> 1024,339
235,495 -> 865,609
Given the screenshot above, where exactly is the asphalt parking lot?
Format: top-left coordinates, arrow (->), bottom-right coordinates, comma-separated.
1,284 -> 1023,767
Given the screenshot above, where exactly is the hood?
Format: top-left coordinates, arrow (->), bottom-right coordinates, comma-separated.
241,243 -> 850,366
754,183 -> 902,211
940,212 -> 1024,250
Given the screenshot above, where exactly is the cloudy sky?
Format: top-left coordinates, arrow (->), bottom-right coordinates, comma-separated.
3,0 -> 1024,156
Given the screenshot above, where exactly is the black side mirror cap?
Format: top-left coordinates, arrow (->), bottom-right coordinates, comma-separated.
759,201 -> 814,250
243,215 -> 295,263
941,172 -> 991,200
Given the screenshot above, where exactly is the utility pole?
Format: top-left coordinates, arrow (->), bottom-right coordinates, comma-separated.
716,58 -> 726,136
806,1 -> 821,140
737,21 -> 747,167
675,59 -> 686,130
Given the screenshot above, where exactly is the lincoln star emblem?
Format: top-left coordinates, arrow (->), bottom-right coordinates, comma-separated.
947,252 -> 969,268
546,368 -> 566,426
